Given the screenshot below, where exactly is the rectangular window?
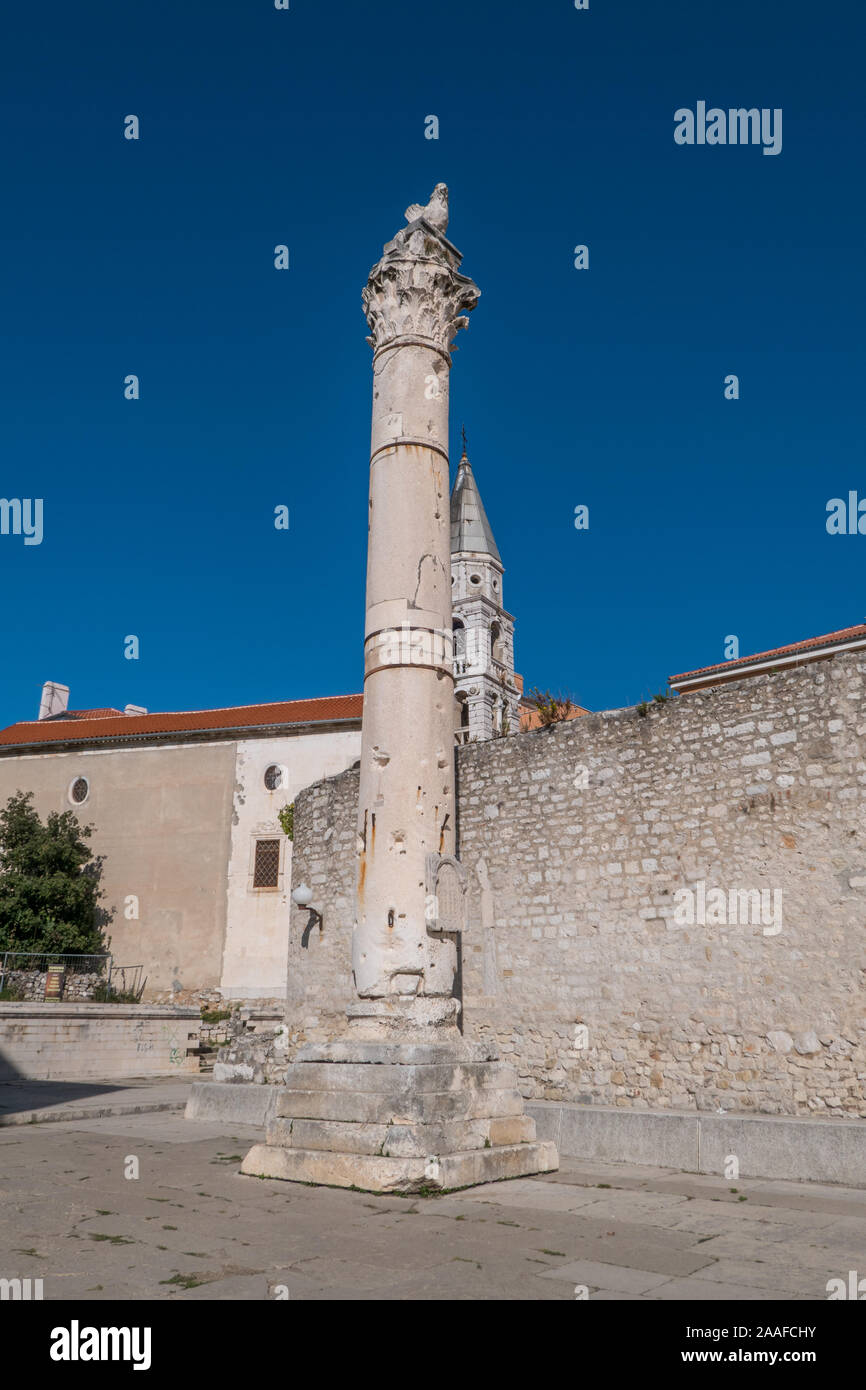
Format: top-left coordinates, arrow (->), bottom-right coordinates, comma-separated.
253,838 -> 280,888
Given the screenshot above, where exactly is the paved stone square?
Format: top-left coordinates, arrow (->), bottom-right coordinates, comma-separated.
1,1091 -> 863,1300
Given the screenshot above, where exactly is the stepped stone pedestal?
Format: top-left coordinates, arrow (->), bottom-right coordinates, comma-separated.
241,1037 -> 557,1192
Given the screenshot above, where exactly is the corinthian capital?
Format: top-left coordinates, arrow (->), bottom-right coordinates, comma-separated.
362,185 -> 480,357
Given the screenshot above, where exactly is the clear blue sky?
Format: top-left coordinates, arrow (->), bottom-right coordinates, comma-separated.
1,0 -> 863,726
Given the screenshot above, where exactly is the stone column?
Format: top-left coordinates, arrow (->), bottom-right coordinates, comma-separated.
352,184 -> 479,1031
241,188 -> 557,1191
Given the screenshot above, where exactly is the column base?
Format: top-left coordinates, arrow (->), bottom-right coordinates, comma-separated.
345,995 -> 460,1039
240,1037 -> 558,1193
241,1140 -> 558,1194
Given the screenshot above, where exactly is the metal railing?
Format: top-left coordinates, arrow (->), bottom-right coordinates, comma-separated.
106,964 -> 145,998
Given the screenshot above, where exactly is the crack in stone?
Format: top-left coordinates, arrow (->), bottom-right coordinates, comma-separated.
410,553 -> 445,609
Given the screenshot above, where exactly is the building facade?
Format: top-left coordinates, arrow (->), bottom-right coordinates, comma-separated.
0,448 -> 528,1000
0,697 -> 363,999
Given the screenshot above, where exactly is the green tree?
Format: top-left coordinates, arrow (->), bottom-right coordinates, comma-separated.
0,791 -> 109,955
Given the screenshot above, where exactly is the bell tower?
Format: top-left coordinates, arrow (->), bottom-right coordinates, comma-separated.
450,437 -> 520,742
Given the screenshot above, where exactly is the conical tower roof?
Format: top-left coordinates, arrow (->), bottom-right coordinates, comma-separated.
450,449 -> 501,563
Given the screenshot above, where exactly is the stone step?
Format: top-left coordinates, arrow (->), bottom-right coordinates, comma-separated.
240,1139 -> 558,1193
284,1060 -> 520,1095
265,1112 -> 537,1158
275,1085 -> 526,1125
489,1114 -> 536,1145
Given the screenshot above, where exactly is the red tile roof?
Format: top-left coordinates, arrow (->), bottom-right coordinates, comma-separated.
669,624 -> 866,686
0,694 -> 364,750
55,709 -> 125,720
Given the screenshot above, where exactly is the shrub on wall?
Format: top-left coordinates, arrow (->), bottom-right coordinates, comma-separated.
278,803 -> 294,841
526,688 -> 579,726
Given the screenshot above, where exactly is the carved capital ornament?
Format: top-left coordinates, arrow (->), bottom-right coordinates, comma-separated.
362,185 -> 480,359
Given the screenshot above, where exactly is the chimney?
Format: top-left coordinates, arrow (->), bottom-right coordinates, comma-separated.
124,704 -> 148,716
39,681 -> 70,720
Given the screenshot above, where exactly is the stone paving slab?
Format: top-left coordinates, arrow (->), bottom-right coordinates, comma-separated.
541,1162 -> 682,1187
651,1277 -> 783,1301
684,1231 -> 814,1264
449,1179 -> 602,1212
55,1115 -> 263,1144
747,1178 -> 866,1208
591,1290 -> 652,1300
690,1258 -> 824,1296
553,1190 -> 695,1222
537,1259 -> 672,1293
0,1076 -> 192,1126
1,1109 -> 863,1300
666,1201 -> 839,1243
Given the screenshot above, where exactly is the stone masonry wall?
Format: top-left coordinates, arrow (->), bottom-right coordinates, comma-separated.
287,653 -> 866,1119
2,970 -> 107,1003
0,1004 -> 201,1081
285,765 -> 358,1053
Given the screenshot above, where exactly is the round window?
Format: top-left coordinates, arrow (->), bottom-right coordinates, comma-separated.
264,764 -> 285,791
470,573 -> 481,585
70,777 -> 89,805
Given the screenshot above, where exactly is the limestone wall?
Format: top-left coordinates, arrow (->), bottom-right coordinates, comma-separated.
288,652 -> 866,1119
285,767 -> 358,1051
0,1004 -> 201,1080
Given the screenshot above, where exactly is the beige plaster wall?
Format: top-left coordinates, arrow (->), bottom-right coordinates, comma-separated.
0,741 -> 236,995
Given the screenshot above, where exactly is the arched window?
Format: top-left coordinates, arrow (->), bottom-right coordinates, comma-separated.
455,691 -> 470,744
491,621 -> 504,664
452,620 -> 466,657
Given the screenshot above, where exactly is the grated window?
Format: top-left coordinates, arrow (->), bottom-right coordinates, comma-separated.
71,777 -> 89,804
253,838 -> 280,888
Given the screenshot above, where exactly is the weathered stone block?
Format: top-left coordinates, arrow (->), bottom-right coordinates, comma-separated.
240,1139 -> 557,1192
